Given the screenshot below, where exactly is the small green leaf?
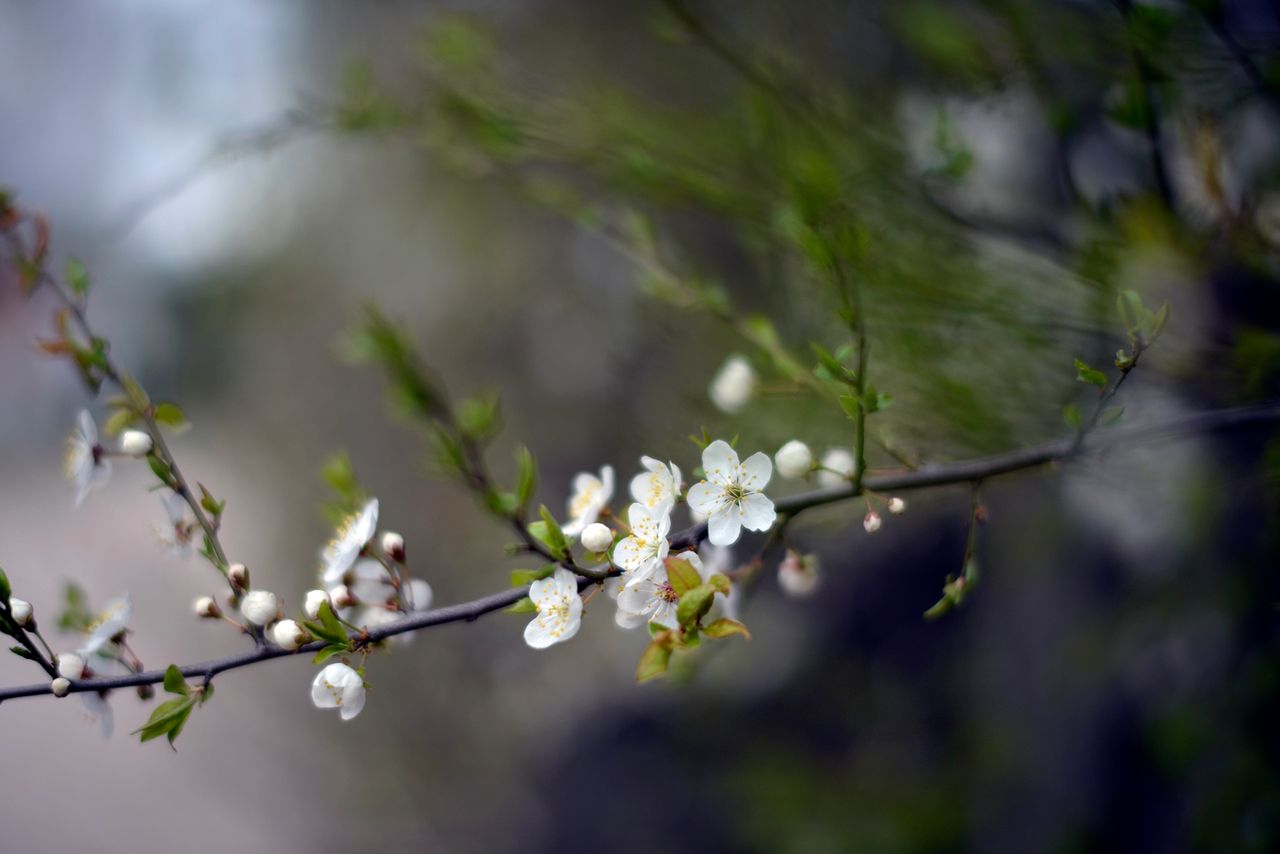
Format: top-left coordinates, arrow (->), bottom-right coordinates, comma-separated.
676,584 -> 715,628
515,445 -> 538,511
635,640 -> 672,683
665,557 -> 702,597
533,505 -> 569,558
10,645 -> 35,660
703,618 -> 751,640
66,258 -> 90,298
457,394 -> 501,443
838,393 -> 861,420
312,643 -> 349,665
102,408 -> 135,437
163,665 -> 190,696
506,596 -> 537,614
483,489 -> 519,518
706,573 -> 732,596
134,695 -> 196,747
147,455 -> 172,484
316,601 -> 348,644
1062,403 -> 1081,430
1074,358 -> 1108,389
923,595 -> 954,620
0,567 -> 10,605
510,566 -> 555,587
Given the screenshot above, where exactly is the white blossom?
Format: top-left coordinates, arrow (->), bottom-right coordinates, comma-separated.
329,584 -> 356,609
380,530 -> 405,562
119,429 -> 153,458
888,496 -> 907,515
271,619 -> 308,651
523,568 -> 583,649
156,491 -> 199,557
228,562 -> 250,589
56,652 -> 86,680
50,677 -> 71,697
709,354 -> 756,414
561,466 -> 614,538
863,511 -> 882,534
78,689 -> 114,739
240,590 -> 279,626
64,410 -> 111,506
580,522 -> 614,554
10,597 -> 33,627
686,440 -> 776,547
193,596 -> 220,619
612,502 -> 672,587
303,589 -> 330,620
321,498 -> 379,587
310,662 -> 366,721
614,550 -> 735,629
817,448 -> 855,488
628,456 -> 682,513
79,594 -> 132,656
404,578 -> 433,613
778,549 -> 820,598
774,440 -> 813,479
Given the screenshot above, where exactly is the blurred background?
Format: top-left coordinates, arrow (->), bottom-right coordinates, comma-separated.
2,1 -> 1280,851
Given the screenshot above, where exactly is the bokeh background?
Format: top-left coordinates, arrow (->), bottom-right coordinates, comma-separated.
3,1 -> 1280,852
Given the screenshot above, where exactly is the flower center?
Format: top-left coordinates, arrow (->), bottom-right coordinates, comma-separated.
725,484 -> 746,504
657,582 -> 679,604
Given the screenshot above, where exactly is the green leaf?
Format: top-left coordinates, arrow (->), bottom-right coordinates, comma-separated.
533,505 -> 569,558
483,489 -> 519,518
147,455 -> 173,484
838,393 -> 861,420
811,342 -> 855,385
102,408 -> 135,437
66,258 -> 89,298
676,584 -> 715,628
635,640 -> 672,683
923,595 -> 954,620
0,567 -> 10,605
665,557 -> 702,597
703,618 -> 751,640
316,601 -> 349,644
515,445 -> 537,511
58,583 -> 91,632
1149,301 -> 1170,342
312,643 -> 349,665
510,565 -> 555,587
163,665 -> 190,696
1062,403 -> 1081,430
1115,349 -> 1135,370
10,645 -> 36,660
1074,358 -> 1108,389
134,695 -> 196,747
153,403 -> 189,431
506,596 -> 537,614
706,573 -> 732,596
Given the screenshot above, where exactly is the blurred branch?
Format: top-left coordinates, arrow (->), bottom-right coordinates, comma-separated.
3,399 -> 1277,703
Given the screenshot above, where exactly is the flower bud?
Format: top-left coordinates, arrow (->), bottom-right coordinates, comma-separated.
227,563 -> 250,590
193,596 -> 221,619
863,511 -> 882,534
777,549 -> 820,598
239,590 -> 279,627
774,440 -> 813,479
406,578 -> 433,612
817,448 -> 855,488
50,677 -> 71,697
56,652 -> 86,680
119,429 -> 153,457
136,684 -> 155,701
9,597 -> 33,628
303,589 -> 330,620
580,522 -> 614,553
709,354 -> 756,414
329,584 -> 356,609
271,619 -> 309,651
380,531 -> 406,563
888,497 -> 907,515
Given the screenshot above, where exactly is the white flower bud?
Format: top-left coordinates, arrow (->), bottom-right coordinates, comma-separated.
56,652 -> 86,680
709,354 -> 756,414
380,531 -> 406,563
777,550 -> 820,598
406,578 -> 433,612
580,522 -> 614,553
329,584 -> 356,609
303,589 -> 330,620
119,429 -> 153,457
193,596 -> 221,619
239,590 -> 278,626
863,511 -> 882,534
9,597 -> 33,628
50,677 -> 71,697
888,496 -> 907,515
271,619 -> 308,651
817,448 -> 855,488
774,440 -> 813,479
227,563 -> 249,589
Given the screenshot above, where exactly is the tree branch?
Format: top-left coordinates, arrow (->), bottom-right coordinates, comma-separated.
3,400 -> 1276,704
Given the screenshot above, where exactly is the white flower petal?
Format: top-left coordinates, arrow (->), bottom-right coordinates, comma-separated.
701,440 -> 740,487
612,536 -> 647,572
707,504 -> 744,546
739,492 -> 777,532
737,451 -> 773,493
686,481 -> 726,516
